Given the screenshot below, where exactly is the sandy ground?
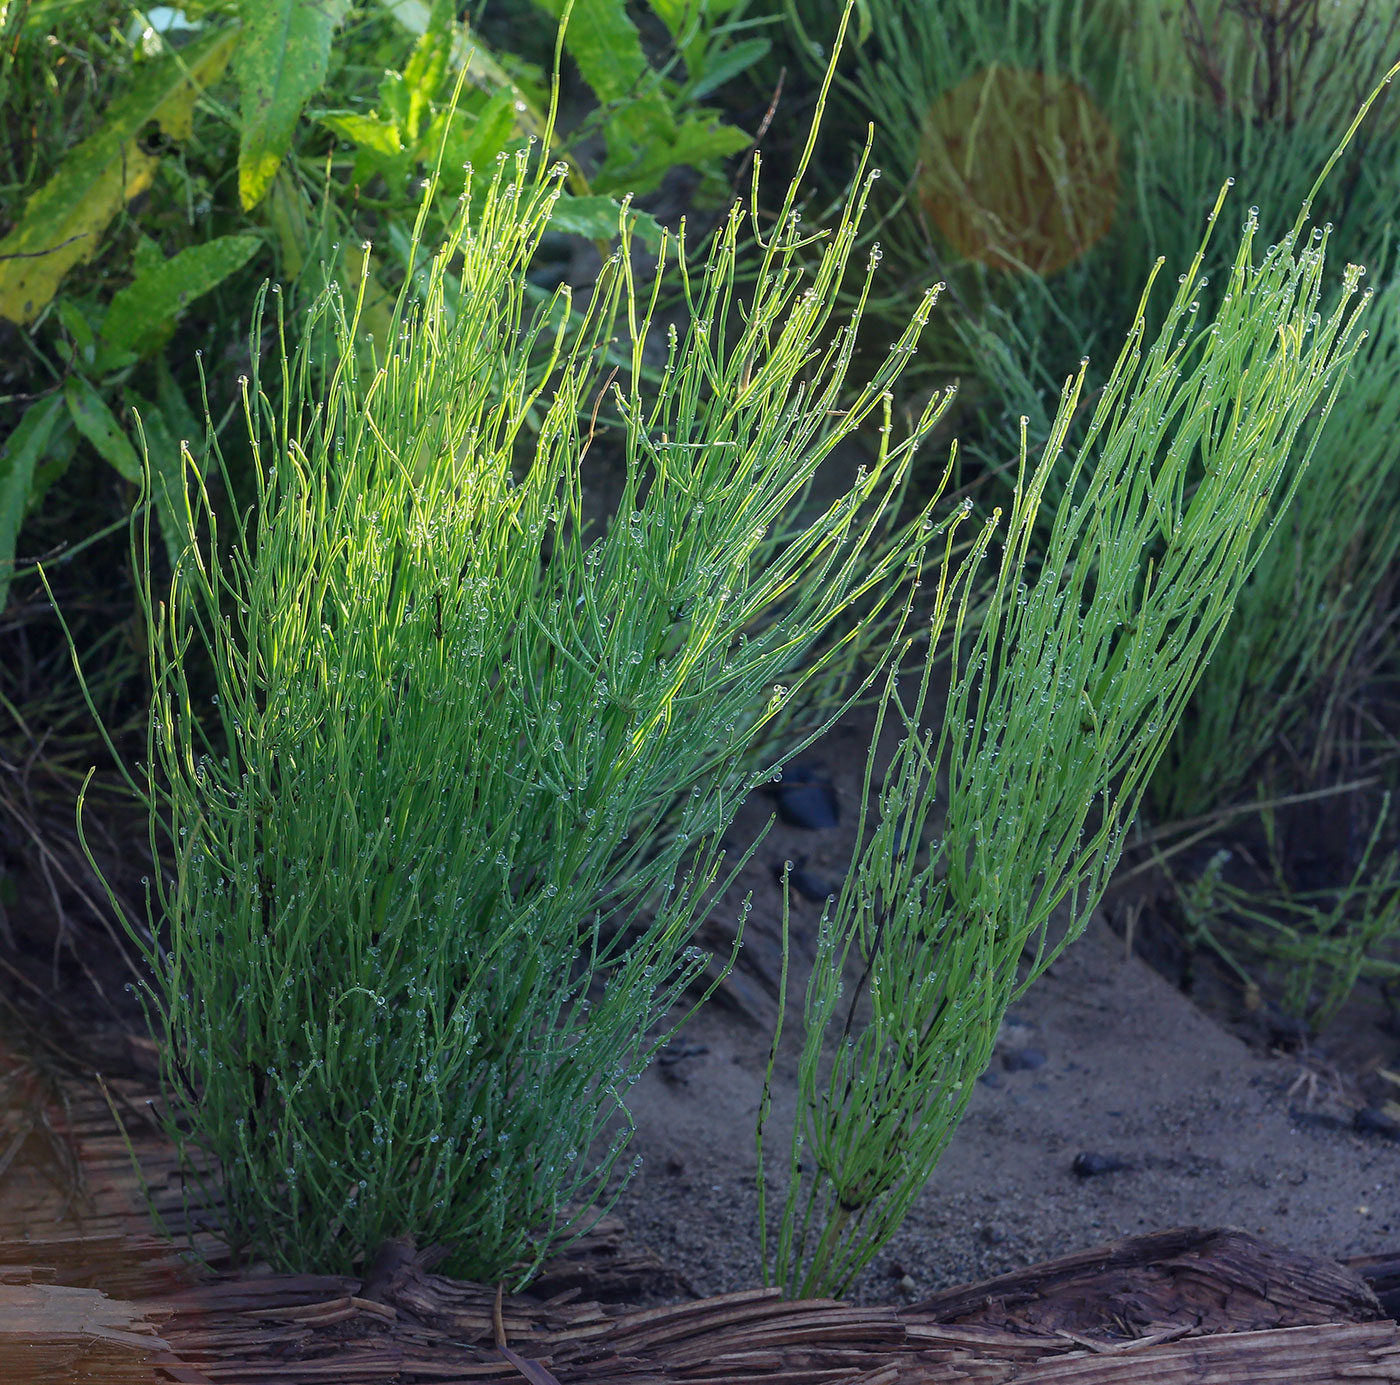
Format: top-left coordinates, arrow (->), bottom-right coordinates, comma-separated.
614,894 -> 1400,1305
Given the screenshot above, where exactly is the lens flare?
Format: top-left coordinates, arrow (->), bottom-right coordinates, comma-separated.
919,66 -> 1119,277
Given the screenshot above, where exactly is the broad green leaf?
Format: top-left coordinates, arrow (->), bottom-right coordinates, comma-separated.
532,0 -> 652,107
318,111 -> 404,158
99,234 -> 262,363
379,68 -> 412,129
687,37 -> 772,102
642,0 -> 688,34
236,0 -> 350,210
54,298 -> 98,364
533,0 -> 682,183
25,417 -> 77,516
645,0 -> 747,31
154,355 -> 206,465
547,194 -> 664,251
0,25 -> 240,325
64,376 -> 141,482
431,86 -> 518,174
0,394 -> 65,611
131,233 -> 167,279
127,395 -> 193,568
263,167 -> 318,278
596,114 -> 750,196
666,113 -> 752,165
379,0 -> 553,171
21,0 -> 111,33
381,0 -> 547,107
535,0 -> 750,195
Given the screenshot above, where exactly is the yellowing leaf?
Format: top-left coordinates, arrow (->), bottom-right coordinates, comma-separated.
318,111 -> 405,158
236,0 -> 351,210
0,26 -> 239,326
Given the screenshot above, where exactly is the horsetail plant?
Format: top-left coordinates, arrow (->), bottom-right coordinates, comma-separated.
118,62 -> 967,1280
1151,263 -> 1400,819
760,166 -> 1373,1298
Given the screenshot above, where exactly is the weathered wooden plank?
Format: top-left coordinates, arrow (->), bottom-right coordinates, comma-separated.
0,1280 -> 167,1349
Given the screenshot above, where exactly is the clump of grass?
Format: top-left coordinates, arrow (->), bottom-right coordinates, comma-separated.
760,164 -> 1371,1299
109,60 -> 967,1281
1168,798 -> 1400,1035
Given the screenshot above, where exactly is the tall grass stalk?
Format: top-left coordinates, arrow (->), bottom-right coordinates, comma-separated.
117,75 -> 971,1280
760,176 -> 1370,1299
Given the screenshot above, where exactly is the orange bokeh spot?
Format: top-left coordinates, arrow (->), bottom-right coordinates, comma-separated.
918,66 -> 1119,277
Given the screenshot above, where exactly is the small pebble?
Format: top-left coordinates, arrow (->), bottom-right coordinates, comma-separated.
1266,1013 -> 1311,1049
1072,1151 -> 1128,1178
997,1016 -> 1037,1049
1289,1107 -> 1349,1133
1002,1047 -> 1048,1072
763,764 -> 840,829
775,782 -> 839,829
658,1043 -> 709,1066
1354,1107 -> 1400,1142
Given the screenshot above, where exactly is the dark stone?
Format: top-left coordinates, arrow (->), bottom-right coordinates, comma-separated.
657,1043 -> 709,1067
773,860 -> 841,901
658,1043 -> 708,1087
977,1069 -> 1003,1088
1002,1046 -> 1048,1072
1266,1012 -> 1311,1049
765,763 -> 825,787
1289,1107 -> 1350,1133
1072,1151 -> 1129,1178
775,782 -> 839,829
762,763 -> 840,829
1354,1106 -> 1400,1142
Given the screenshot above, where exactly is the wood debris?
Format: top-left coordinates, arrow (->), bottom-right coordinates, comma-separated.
2,1074 -> 1398,1382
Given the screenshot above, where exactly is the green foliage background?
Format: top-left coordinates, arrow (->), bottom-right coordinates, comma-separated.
4,0 -> 1400,1303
